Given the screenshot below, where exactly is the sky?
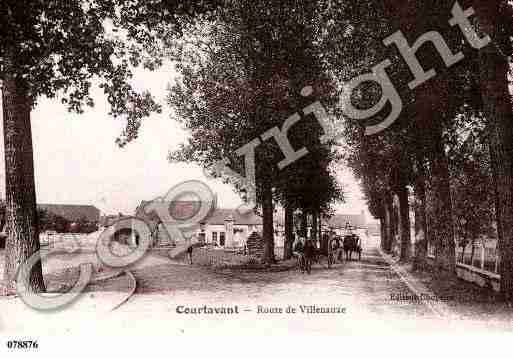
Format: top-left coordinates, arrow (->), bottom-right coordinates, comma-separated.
0,64 -> 373,221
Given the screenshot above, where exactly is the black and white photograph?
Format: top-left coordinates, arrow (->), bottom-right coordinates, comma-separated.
1,0 -> 513,354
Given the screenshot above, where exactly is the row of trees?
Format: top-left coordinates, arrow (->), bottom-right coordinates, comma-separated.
2,0 -> 341,291
38,212 -> 98,234
167,0 -> 344,263
1,0 -> 224,293
0,201 -> 96,239
340,1 -> 513,300
2,0 -> 512,303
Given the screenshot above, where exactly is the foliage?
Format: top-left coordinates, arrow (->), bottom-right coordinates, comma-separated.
168,1 -> 343,214
37,209 -> 71,233
448,114 -> 496,247
0,0 -> 221,146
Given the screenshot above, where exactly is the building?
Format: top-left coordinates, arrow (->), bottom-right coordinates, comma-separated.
98,213 -> 138,245
134,201 -> 263,248
198,208 -> 262,247
274,211 -> 368,238
324,211 -> 367,235
99,213 -> 131,229
133,200 -> 368,248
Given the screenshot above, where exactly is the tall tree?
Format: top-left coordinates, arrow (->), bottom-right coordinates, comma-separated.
168,0 -> 342,263
0,0 -> 218,293
472,0 -> 513,301
412,153 -> 429,270
283,202 -> 295,260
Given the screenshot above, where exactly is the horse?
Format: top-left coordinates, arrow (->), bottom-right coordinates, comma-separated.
293,238 -> 313,274
343,234 -> 362,261
302,240 -> 317,273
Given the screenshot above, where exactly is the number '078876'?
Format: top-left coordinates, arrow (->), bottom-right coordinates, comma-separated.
6,340 -> 39,349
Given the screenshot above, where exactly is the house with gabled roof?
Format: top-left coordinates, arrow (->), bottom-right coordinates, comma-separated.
325,212 -> 367,232
134,201 -> 263,247
132,200 -> 367,248
200,208 -> 263,247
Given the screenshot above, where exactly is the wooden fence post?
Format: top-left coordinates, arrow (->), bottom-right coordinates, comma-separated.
495,248 -> 499,273
480,244 -> 485,270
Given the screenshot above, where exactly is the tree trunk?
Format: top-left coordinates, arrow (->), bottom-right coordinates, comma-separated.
2,79 -> 46,294
300,209 -> 308,238
261,181 -> 275,263
283,203 -> 294,260
391,195 -> 400,256
311,211 -> 318,249
384,194 -> 393,253
380,217 -> 386,251
430,126 -> 456,274
319,213 -> 328,253
397,184 -> 411,261
0,208 -> 6,232
474,0 -> 513,301
318,214 -> 322,240
413,156 -> 428,271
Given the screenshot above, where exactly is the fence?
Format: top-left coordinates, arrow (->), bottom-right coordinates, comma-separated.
40,233 -> 95,250
426,242 -> 499,274
456,243 -> 500,275
427,242 -> 435,258
426,240 -> 500,291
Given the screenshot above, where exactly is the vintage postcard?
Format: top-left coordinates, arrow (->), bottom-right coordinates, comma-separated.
1,0 -> 513,355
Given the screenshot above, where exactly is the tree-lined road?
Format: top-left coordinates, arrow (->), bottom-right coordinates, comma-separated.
1,236 -> 502,334
105,238 -> 459,334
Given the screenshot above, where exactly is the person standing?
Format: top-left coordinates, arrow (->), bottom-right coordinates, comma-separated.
186,234 -> 200,265
186,244 -> 193,265
293,236 -> 305,258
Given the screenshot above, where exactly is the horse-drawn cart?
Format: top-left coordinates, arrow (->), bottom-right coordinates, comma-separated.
343,234 -> 362,261
295,233 -> 362,273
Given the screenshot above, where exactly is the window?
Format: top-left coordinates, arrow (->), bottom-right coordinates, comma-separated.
212,232 -> 218,246
220,232 -> 226,247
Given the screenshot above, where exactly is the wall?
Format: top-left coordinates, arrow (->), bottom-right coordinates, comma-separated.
427,255 -> 500,292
